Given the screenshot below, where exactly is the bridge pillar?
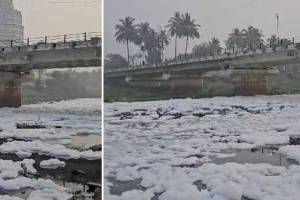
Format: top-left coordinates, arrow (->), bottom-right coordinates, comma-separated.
0,72 -> 21,108
232,68 -> 278,95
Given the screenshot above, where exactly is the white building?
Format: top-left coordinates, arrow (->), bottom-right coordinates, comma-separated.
0,0 -> 24,42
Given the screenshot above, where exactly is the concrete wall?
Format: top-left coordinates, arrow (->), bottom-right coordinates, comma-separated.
0,39 -> 101,72
0,38 -> 101,107
0,72 -> 21,107
105,67 -> 284,99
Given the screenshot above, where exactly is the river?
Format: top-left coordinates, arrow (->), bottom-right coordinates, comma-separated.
0,98 -> 101,200
104,95 -> 300,200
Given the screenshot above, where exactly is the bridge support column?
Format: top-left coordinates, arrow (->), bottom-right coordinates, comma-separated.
232,68 -> 278,95
0,72 -> 21,108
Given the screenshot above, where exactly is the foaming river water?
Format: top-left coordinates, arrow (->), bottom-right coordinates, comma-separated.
0,98 -> 102,199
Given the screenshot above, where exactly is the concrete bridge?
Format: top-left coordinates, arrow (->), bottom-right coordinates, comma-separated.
0,32 -> 101,107
105,43 -> 300,98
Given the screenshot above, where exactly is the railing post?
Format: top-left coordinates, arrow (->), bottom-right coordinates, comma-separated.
44,36 -> 47,44
64,35 -> 67,43
84,32 -> 87,41
27,38 -> 30,46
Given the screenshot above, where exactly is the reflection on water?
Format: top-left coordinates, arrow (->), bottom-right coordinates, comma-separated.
0,152 -> 101,183
214,148 -> 298,167
0,152 -> 101,199
72,134 -> 102,149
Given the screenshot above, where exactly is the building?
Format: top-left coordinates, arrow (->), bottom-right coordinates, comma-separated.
0,0 -> 24,43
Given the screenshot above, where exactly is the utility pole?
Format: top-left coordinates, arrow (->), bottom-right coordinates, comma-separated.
276,13 -> 280,39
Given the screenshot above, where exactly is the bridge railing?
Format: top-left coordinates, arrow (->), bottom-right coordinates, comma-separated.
0,32 -> 101,48
105,36 -> 300,73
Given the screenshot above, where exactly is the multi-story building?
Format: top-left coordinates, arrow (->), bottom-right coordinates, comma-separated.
0,0 -> 24,42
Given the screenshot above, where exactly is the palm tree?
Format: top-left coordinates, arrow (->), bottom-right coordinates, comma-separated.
243,26 -> 264,50
192,42 -> 209,57
137,22 -> 151,43
181,12 -> 201,55
137,22 -> 152,63
145,29 -> 161,65
115,16 -> 139,63
137,22 -> 155,53
192,38 -> 222,58
208,38 -> 223,56
166,12 -> 183,59
137,22 -> 159,64
158,29 -> 170,61
226,28 -> 245,50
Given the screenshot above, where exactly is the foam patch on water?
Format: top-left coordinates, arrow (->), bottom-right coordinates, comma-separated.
0,140 -> 101,160
104,95 -> 300,199
0,159 -> 71,199
40,159 -> 66,169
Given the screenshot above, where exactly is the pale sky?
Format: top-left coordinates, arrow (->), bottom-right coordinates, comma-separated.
13,0 -> 102,38
105,0 -> 300,58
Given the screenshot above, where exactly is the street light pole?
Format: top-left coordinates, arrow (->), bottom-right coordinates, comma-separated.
276,13 -> 280,39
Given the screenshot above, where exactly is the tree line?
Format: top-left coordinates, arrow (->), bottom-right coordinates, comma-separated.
115,12 -> 200,65
109,12 -> 293,68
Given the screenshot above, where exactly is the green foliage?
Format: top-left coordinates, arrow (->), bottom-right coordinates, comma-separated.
267,35 -> 292,49
114,12 -> 201,65
226,26 -> 264,50
115,16 -> 139,63
137,23 -> 161,65
192,38 -> 223,57
180,12 -> 201,55
105,54 -> 128,70
166,12 -> 201,56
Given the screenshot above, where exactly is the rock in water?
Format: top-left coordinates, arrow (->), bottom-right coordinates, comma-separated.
289,135 -> 300,145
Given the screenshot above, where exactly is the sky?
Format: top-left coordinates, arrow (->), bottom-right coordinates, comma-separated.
104,0 -> 300,58
11,0 -> 101,72
13,0 -> 102,38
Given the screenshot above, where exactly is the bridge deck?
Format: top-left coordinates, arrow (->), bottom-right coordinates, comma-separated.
0,32 -> 102,72
105,45 -> 300,78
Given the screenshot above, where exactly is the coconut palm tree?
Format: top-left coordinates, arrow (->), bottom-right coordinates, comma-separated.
137,22 -> 152,44
181,12 -> 201,55
208,38 -> 223,56
158,29 -> 170,61
137,22 -> 152,63
138,22 -> 157,53
243,26 -> 264,50
146,29 -> 161,65
137,22 -> 158,64
226,28 -> 246,50
115,16 -> 139,63
192,38 -> 222,58
166,12 -> 183,59
192,42 -> 209,57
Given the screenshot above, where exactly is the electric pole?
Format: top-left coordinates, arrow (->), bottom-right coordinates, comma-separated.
276,13 -> 280,39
